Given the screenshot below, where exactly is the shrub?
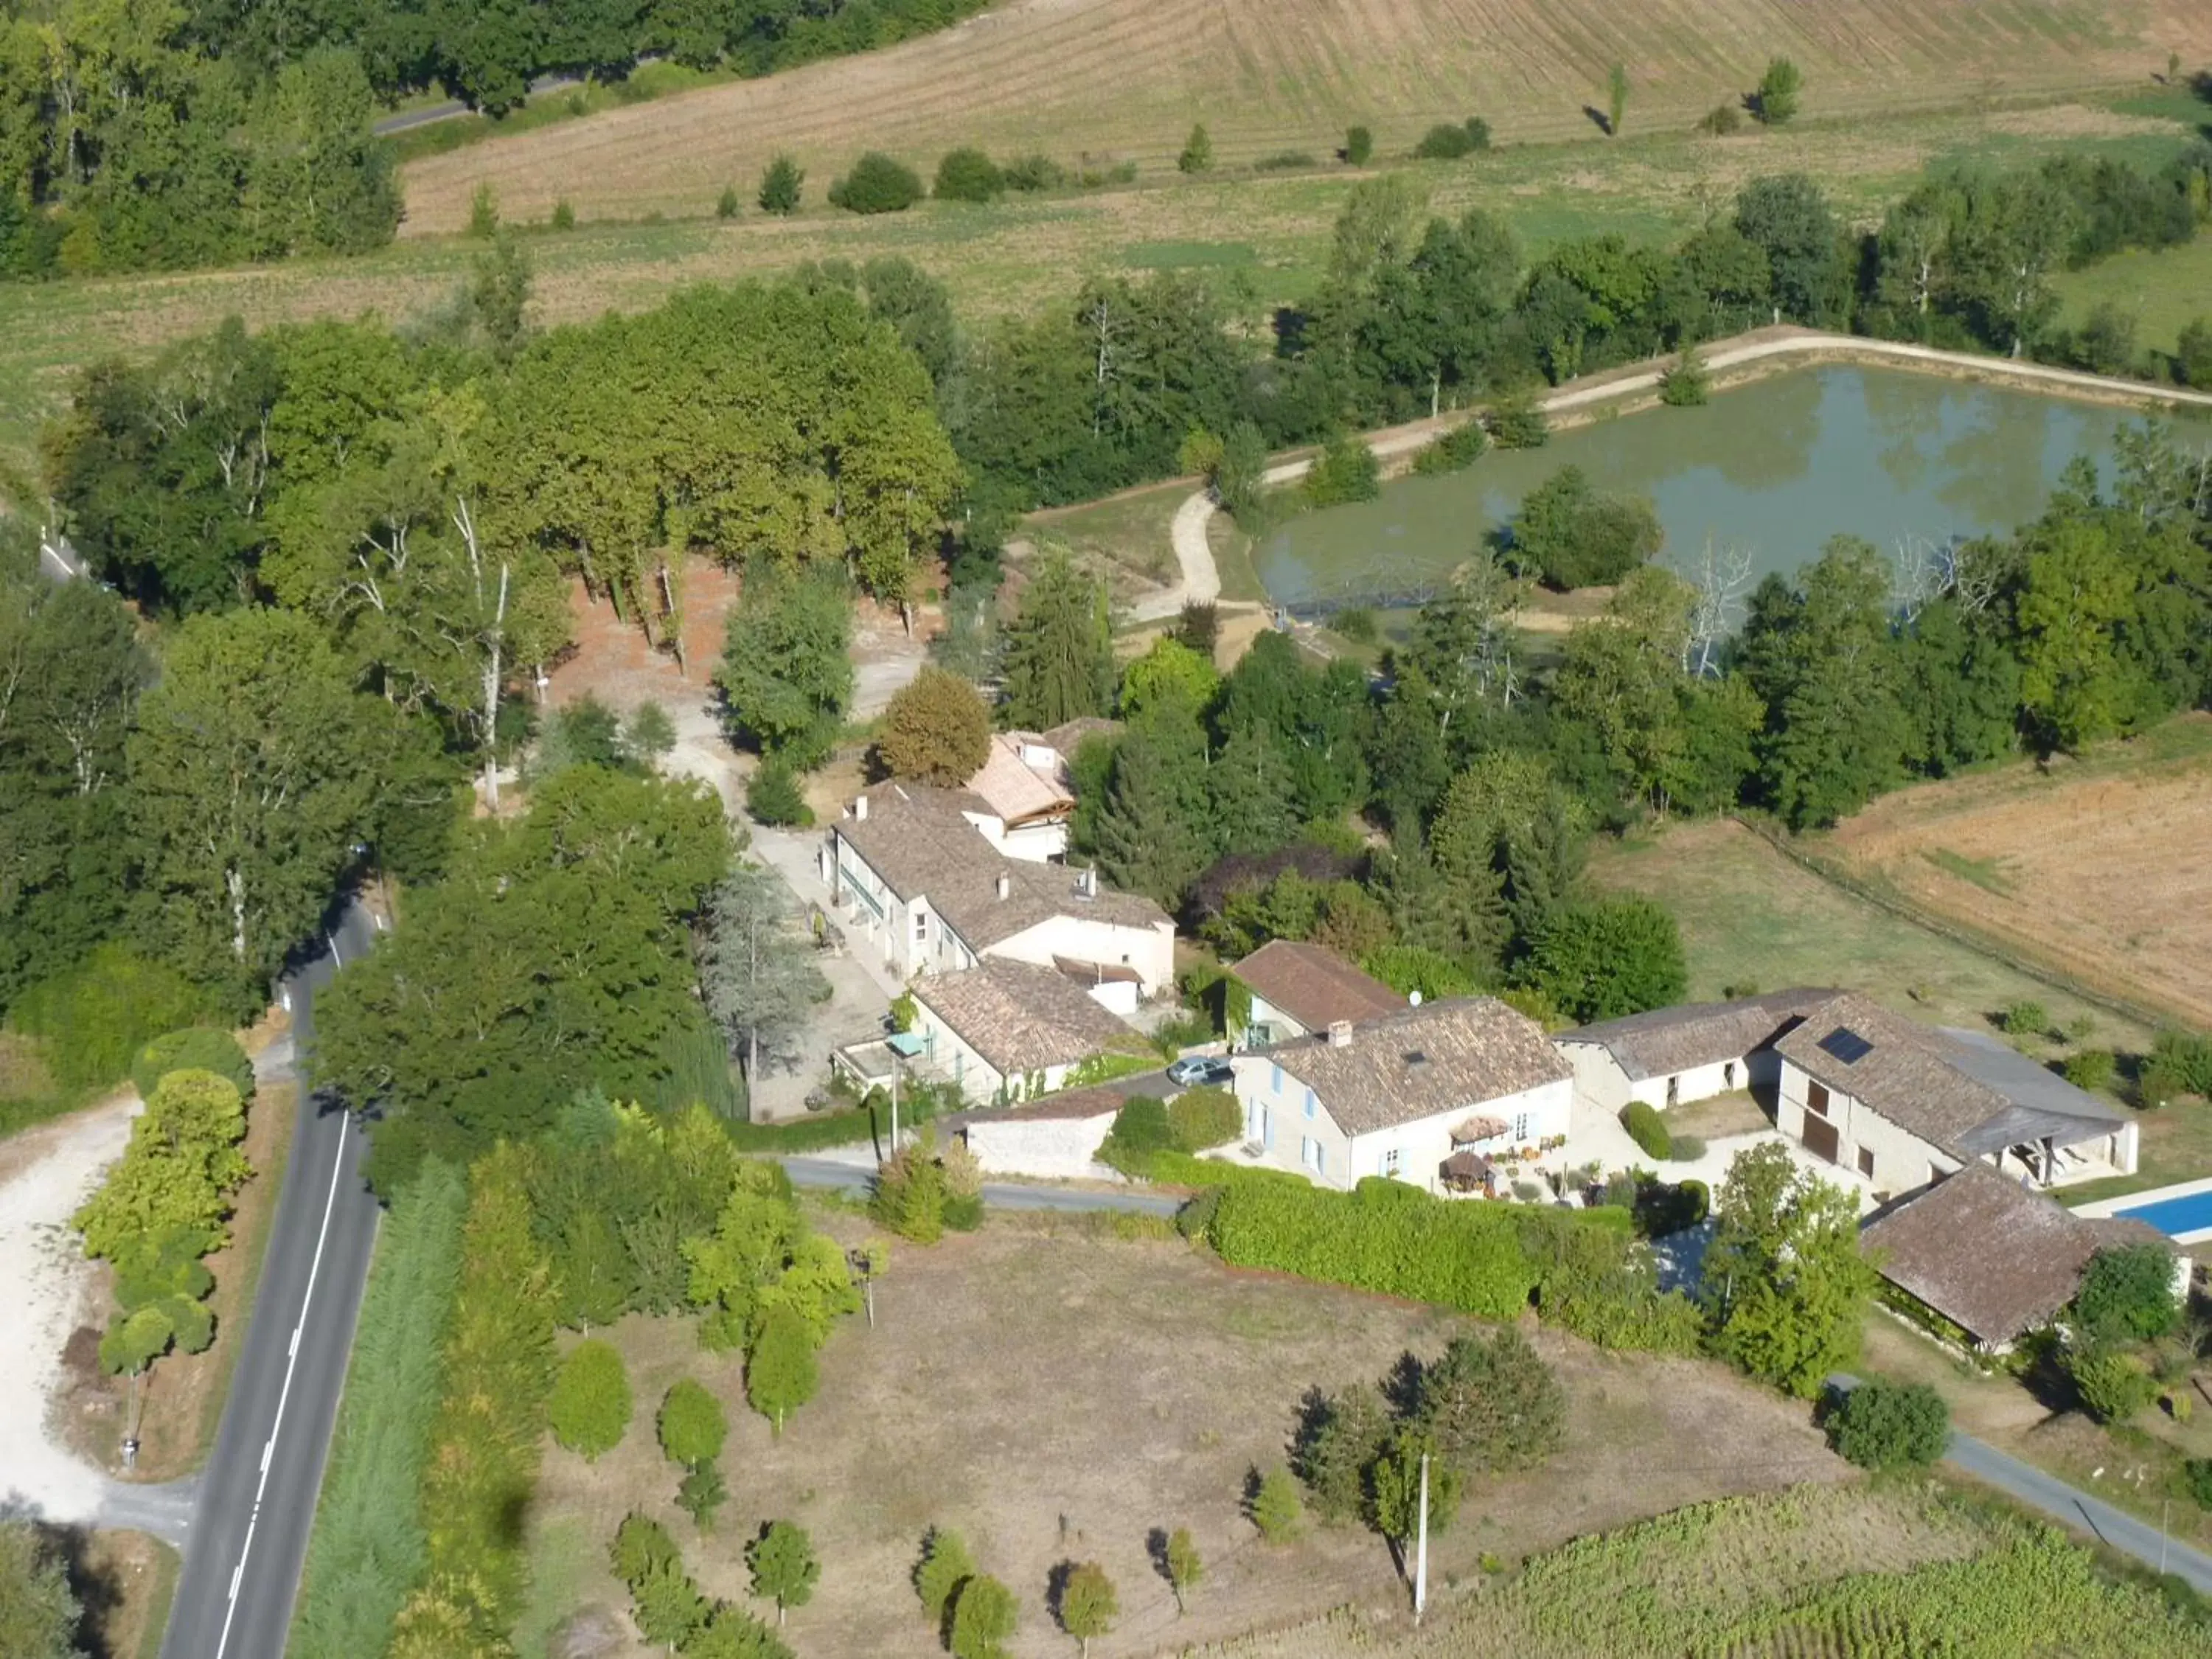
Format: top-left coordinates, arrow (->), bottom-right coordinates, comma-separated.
915,1526 -> 975,1627
1104,1096 -> 1174,1164
1826,1380 -> 1950,1470
1518,897 -> 1687,1021
1413,119 -> 1490,160
1484,393 -> 1549,449
1621,1101 -> 1672,1160
1505,465 -> 1664,589
1659,347 -> 1710,406
1249,1465 -> 1303,1540
12,944 -> 212,1091
746,1307 -> 818,1431
1255,151 -> 1315,172
1001,153 -> 1065,192
1167,1087 -> 1241,1153
1632,1175 -> 1708,1237
1411,419 -> 1489,475
2063,1049 -> 2117,1093
1331,607 -> 1378,643
872,1139 -> 947,1242
657,1377 -> 728,1470
746,757 -> 813,827
759,153 -> 804,214
934,147 -> 1005,203
2140,1028 -> 2212,1105
2000,1000 -> 2051,1037
1344,125 -> 1374,165
1177,123 -> 1213,174
1755,57 -> 1802,125
131,1026 -> 253,1105
1302,434 -> 1380,507
468,181 -> 498,236
1697,101 -> 1743,136
2074,1243 -> 2180,1343
2185,1457 -> 2212,1512
830,152 -> 924,214
2067,1343 -> 2158,1423
549,1338 -> 632,1461
552,198 -> 576,229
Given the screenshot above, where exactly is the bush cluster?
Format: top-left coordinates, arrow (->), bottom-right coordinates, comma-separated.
1301,434 -> 1380,507
131,1026 -> 253,1105
1411,419 -> 1490,475
1825,1380 -> 1950,1470
830,153 -> 925,215
1413,117 -> 1492,160
1620,1100 -> 1671,1160
11,943 -> 213,1092
609,1513 -> 794,1658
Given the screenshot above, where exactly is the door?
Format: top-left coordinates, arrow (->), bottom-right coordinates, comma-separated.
1801,1114 -> 1840,1164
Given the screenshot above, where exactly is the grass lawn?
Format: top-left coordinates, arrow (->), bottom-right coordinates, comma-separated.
2053,230 -> 2212,360
517,1216 -> 1844,1657
1589,817 -> 2154,1051
1026,480 -> 1189,593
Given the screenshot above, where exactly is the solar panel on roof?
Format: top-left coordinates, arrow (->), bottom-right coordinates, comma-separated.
1818,1027 -> 1872,1064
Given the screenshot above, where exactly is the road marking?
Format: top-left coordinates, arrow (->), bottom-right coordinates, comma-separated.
212,1111 -> 354,1659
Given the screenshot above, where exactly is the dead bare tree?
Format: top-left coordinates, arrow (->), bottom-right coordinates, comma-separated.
1686,540 -> 1754,676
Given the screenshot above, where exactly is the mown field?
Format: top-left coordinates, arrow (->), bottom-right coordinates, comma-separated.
396,0 -> 2212,232
4,100 -> 2202,494
1176,1484 -> 2212,1658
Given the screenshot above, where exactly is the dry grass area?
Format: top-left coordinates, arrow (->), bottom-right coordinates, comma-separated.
59,1079 -> 298,1480
77,1529 -> 180,1659
1822,715 -> 2212,1028
522,1218 -> 1842,1658
399,0 -> 2209,232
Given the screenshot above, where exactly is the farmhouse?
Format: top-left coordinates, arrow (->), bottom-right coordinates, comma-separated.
950,1084 -> 1132,1179
1228,997 -> 1571,1191
824,782 -> 1173,1000
961,730 -> 1079,861
1773,992 -> 2138,1200
908,959 -> 1146,1105
1557,987 -> 1836,1113
1861,1163 -> 2177,1352
1231,939 -> 1406,1045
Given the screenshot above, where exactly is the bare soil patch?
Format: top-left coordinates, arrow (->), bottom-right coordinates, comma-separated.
398,0 -> 2211,232
526,1220 -> 1843,1657
1665,1091 -> 1771,1141
1823,721 -> 2212,1026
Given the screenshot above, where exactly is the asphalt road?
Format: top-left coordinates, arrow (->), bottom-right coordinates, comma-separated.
159,905 -> 383,1659
371,72 -> 581,135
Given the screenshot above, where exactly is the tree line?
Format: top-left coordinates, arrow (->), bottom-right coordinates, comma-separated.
0,6 -> 399,278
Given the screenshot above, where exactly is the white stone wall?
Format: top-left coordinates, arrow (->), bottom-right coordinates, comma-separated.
1227,1056 -> 1571,1192
1775,1058 -> 1958,1196
1558,1042 -> 1760,1115
1557,1042 -> 1632,1113
1245,992 -> 1312,1046
965,1113 -> 1117,1178
963,813 -> 1069,863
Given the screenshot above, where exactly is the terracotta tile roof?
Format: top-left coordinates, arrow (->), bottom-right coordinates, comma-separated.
835,784 -> 1168,949
914,959 -> 1144,1077
1562,988 -> 1837,1082
1774,992 -> 2125,1160
1863,1164 -> 2169,1346
1256,997 -> 1571,1135
1232,940 -> 1407,1033
964,733 -> 1074,826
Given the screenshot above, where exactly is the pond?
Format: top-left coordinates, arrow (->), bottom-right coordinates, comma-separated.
1253,365 -> 2149,612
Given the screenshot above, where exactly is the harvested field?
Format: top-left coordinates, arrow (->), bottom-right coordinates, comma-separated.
398,0 -> 2211,232
1823,716 -> 2212,1028
524,1218 -> 1843,1658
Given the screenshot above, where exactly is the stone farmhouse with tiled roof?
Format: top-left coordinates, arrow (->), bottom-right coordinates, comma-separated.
908,959 -> 1148,1105
1557,987 -> 1835,1115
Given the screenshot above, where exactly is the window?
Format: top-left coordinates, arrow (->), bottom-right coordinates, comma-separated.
1857,1146 -> 1875,1178
1271,1063 -> 1283,1094
1301,1136 -> 1319,1171
1381,1147 -> 1402,1178
913,911 -> 928,942
1724,1061 -> 1737,1089
1315,1143 -> 1326,1177
1304,1088 -> 1317,1120
1666,1075 -> 1680,1108
1512,1113 -> 1530,1142
1806,1080 -> 1830,1119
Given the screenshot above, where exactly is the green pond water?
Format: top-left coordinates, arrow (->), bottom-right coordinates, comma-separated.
1253,366 -> 2149,611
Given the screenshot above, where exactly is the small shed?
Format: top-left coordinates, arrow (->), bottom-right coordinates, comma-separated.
952,1085 -> 1133,1180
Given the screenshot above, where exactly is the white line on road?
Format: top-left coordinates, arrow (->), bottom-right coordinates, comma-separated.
212,1111 -> 353,1659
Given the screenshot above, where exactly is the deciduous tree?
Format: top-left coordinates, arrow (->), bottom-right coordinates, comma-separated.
548,1338 -> 632,1461
1056,1561 -> 1116,1656
746,1521 -> 818,1625
1703,1142 -> 1875,1397
877,667 -> 992,785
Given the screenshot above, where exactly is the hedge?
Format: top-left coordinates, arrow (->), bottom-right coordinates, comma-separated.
1621,1101 -> 1671,1160
131,1026 -> 254,1105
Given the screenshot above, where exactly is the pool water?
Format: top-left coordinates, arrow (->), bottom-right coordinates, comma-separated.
2113,1189 -> 2212,1238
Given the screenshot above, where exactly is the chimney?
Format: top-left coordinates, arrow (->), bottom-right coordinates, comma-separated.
1076,866 -> 1097,899
1327,1020 -> 1353,1048
854,793 -> 869,821
995,872 -> 1012,900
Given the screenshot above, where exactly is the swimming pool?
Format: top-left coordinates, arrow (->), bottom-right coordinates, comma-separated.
2114,1188 -> 2212,1239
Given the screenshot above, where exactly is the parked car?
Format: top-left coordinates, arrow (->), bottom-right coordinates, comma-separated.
1166,1056 -> 1234,1088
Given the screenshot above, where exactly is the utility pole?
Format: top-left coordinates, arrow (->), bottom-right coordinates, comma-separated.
1413,1451 -> 1430,1623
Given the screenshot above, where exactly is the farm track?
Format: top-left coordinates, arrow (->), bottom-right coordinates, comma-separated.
397,0 -> 2212,231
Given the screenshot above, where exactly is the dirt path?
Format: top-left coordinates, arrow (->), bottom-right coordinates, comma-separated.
0,1099 -> 136,1523
1165,327 -> 2212,613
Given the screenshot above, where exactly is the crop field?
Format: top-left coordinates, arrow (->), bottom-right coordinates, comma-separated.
1822,715 -> 2212,1029
519,1218 -> 1843,1658
1174,1484 -> 2212,1658
397,0 -> 2212,233
4,103 -> 2199,494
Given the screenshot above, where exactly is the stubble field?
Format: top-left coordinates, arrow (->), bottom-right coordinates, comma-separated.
397,0 -> 2212,232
